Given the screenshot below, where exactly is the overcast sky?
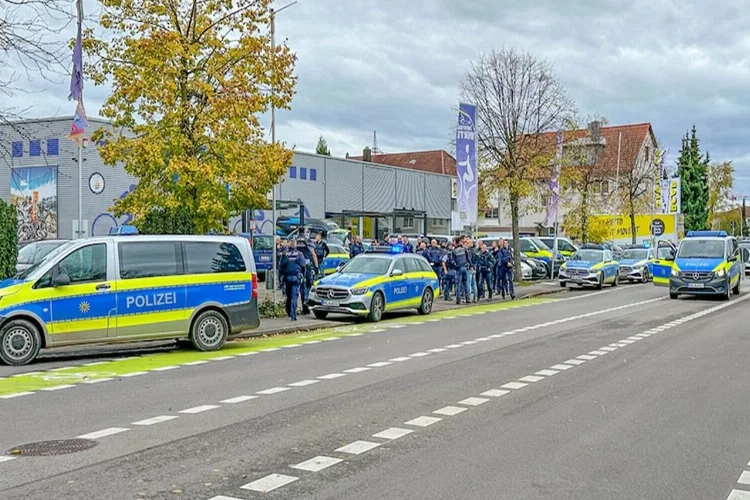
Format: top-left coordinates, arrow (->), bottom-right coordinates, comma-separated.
8,0 -> 750,195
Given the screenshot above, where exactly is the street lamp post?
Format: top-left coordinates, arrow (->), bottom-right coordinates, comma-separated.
270,1 -> 297,309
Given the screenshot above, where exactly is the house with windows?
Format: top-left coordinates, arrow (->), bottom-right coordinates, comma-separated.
478,122 -> 658,236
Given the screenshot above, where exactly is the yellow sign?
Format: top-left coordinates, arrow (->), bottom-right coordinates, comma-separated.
653,149 -> 663,210
668,178 -> 681,214
591,214 -> 676,239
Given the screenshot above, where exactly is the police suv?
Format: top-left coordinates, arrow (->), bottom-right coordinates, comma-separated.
0,235 -> 260,365
308,246 -> 439,322
667,231 -> 743,300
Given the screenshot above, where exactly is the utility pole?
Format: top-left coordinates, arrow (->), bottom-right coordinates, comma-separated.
270,1 -> 297,311
611,131 -> 621,243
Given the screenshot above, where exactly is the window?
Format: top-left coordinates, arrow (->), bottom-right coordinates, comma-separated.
310,168 -> 317,181
300,167 -> 307,180
601,180 -> 610,194
519,240 -> 534,252
252,236 -> 274,250
29,140 -> 41,156
119,241 -> 181,279
11,141 -> 22,158
329,245 -> 346,255
341,256 -> 391,275
401,217 -> 415,229
416,258 -> 433,273
289,166 -> 297,178
401,257 -> 420,273
47,138 -> 59,156
184,241 -> 246,274
483,208 -> 499,219
58,244 -> 107,284
645,146 -> 651,164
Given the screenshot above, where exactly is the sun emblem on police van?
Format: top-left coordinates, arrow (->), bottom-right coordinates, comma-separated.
79,301 -> 91,314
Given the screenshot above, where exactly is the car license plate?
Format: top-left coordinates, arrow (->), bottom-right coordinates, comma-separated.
687,283 -> 704,288
322,299 -> 340,306
260,255 -> 270,261
573,278 -> 583,284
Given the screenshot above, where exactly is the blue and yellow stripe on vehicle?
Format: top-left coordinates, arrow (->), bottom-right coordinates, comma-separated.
322,253 -> 350,275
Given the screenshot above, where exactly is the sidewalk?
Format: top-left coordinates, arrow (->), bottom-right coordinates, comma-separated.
247,280 -> 564,338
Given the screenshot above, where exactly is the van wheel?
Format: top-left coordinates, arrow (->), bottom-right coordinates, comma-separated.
0,319 -> 42,366
368,292 -> 384,322
418,288 -> 433,315
313,310 -> 329,320
191,310 -> 229,351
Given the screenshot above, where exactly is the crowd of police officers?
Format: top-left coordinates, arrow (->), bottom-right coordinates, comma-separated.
275,231 -> 517,321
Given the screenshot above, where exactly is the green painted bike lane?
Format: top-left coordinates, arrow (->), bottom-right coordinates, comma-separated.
0,298 -> 556,396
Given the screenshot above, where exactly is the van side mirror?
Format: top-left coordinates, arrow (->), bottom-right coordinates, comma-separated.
728,254 -> 737,262
54,273 -> 71,287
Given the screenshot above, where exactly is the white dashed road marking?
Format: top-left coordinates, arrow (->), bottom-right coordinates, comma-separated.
288,380 -> 319,387
179,405 -> 220,414
481,389 -> 510,397
152,366 -> 179,372
577,354 -> 597,360
77,428 -> 129,439
40,385 -> 76,391
0,392 -> 34,399
367,362 -> 392,368
727,491 -> 750,500
132,415 -> 179,426
409,352 -> 430,357
501,382 -> 528,390
220,396 -> 257,404
535,369 -> 559,376
344,367 -> 371,373
318,373 -> 346,380
291,456 -> 343,472
550,364 -> 573,371
518,375 -> 544,383
372,427 -> 414,440
565,359 -> 586,365
335,440 -> 381,455
405,416 -> 442,427
0,457 -> 16,463
389,357 -> 412,362
257,387 -> 291,394
241,473 -> 299,493
434,406 -> 467,416
457,397 -> 489,406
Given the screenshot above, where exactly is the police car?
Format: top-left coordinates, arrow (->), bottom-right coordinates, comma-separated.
667,231 -> 743,300
558,244 -> 620,289
307,246 -> 439,322
618,245 -> 655,282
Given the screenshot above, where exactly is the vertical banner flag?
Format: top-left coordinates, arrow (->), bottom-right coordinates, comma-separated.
456,103 -> 477,225
668,177 -> 681,214
653,149 -> 664,213
545,130 -> 563,227
68,0 -> 86,144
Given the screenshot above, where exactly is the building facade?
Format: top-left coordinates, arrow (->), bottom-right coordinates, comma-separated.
0,118 -> 453,242
477,123 -> 658,236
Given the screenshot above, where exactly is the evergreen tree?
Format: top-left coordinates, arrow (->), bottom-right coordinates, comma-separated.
677,125 -> 710,231
315,135 -> 331,156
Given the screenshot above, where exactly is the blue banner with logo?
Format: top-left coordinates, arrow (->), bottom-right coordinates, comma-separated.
456,103 -> 477,225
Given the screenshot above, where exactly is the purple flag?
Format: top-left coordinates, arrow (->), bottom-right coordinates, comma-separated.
68,0 -> 84,101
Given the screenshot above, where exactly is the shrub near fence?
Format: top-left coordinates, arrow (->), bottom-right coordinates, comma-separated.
0,200 -> 19,280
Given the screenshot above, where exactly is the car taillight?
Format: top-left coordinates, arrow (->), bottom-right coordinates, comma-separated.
252,273 -> 258,299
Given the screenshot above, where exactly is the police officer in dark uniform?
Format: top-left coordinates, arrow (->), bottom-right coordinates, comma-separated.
498,239 -> 515,300
350,235 -> 365,258
314,233 -> 329,279
402,235 -> 414,253
296,236 -> 318,314
278,243 -> 307,320
443,242 -> 456,300
427,239 -> 444,288
451,238 -> 470,304
476,241 -> 495,301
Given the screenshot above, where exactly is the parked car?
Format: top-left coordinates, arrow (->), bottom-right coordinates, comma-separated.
538,236 -> 578,257
237,233 -> 274,279
16,239 -> 69,275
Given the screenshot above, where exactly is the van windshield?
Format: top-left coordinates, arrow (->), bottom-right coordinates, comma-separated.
253,236 -> 274,250
677,239 -> 725,259
17,240 -> 77,279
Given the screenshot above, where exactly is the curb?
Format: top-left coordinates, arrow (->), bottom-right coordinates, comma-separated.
234,288 -> 566,341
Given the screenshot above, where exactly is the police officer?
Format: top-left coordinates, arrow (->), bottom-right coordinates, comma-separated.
498,238 -> 515,300
296,237 -> 318,314
278,243 -> 307,321
350,235 -> 365,258
443,242 -> 456,300
416,241 -> 428,257
451,237 -> 470,304
427,239 -> 444,289
314,233 -> 329,279
476,242 -> 495,301
402,235 -> 414,253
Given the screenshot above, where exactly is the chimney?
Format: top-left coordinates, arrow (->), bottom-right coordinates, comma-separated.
363,146 -> 372,162
588,121 -> 601,143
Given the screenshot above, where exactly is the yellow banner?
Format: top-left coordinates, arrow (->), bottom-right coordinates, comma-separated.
592,214 -> 676,239
653,149 -> 663,211
668,178 -> 681,214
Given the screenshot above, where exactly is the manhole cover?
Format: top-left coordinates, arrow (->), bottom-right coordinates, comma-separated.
6,439 -> 98,457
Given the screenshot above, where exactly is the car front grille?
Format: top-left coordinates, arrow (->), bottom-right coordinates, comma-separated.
315,287 -> 350,300
570,268 -> 589,276
619,266 -> 632,273
678,271 -> 713,281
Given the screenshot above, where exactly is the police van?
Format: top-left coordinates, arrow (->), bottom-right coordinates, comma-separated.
0,235 -> 260,366
666,231 -> 743,300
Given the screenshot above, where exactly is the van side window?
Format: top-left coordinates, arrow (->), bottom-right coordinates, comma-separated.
184,242 -> 247,274
59,244 -> 107,284
119,242 -> 181,279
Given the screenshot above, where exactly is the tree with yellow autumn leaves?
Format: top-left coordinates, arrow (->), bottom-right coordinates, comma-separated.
84,0 -> 297,232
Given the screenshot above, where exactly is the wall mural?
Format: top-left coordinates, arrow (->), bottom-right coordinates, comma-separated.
91,183 -> 135,236
10,166 -> 59,241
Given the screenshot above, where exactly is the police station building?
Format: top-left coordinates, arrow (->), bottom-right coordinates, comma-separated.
0,117 -> 454,241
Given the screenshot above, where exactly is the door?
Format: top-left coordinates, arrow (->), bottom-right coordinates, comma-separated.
47,242 -> 116,341
651,240 -> 674,286
384,258 -> 410,309
115,241 -> 186,338
402,257 -> 425,303
728,239 -> 742,287
602,251 -> 617,283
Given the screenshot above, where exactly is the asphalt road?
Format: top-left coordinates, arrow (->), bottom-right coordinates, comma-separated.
2,283 -> 750,500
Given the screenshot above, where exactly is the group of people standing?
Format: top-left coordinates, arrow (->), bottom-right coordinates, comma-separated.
275,233 -> 330,321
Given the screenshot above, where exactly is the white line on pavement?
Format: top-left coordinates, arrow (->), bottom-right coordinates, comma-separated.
257,387 -> 291,394
405,416 -> 442,427
77,428 -> 129,439
335,440 -> 381,455
220,396 -> 257,404
288,380 -> 319,387
132,416 -> 179,426
241,473 -> 299,493
179,405 -> 220,414
372,427 -> 414,440
291,455 -> 343,472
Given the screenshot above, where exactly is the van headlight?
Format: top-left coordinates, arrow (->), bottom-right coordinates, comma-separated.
715,268 -> 726,278
671,268 -> 679,277
351,287 -> 368,295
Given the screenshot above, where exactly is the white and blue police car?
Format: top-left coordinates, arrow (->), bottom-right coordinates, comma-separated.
307,246 -> 440,322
